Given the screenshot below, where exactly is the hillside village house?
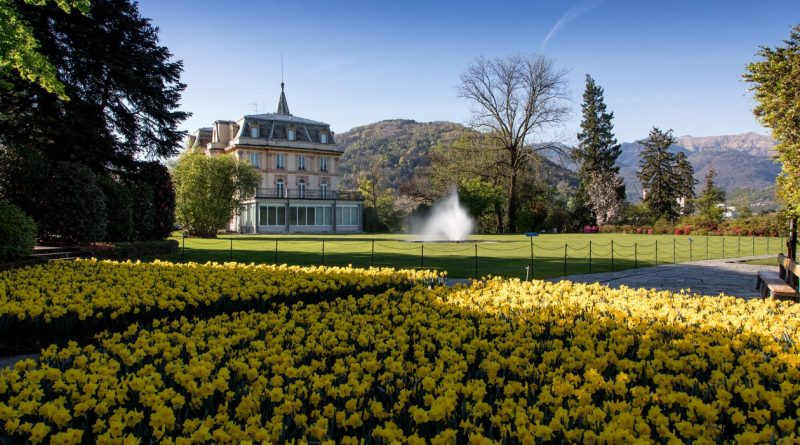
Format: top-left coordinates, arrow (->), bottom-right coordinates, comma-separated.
187,83 -> 363,233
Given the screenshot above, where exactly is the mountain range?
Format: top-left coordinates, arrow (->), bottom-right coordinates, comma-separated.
337,120 -> 780,210
617,132 -> 779,209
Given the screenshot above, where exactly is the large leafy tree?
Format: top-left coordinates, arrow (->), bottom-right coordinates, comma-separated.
458,54 -> 570,232
744,25 -> 800,217
0,0 -> 88,99
172,153 -> 260,238
572,74 -> 625,225
0,0 -> 188,170
638,128 -> 679,221
0,0 -> 186,242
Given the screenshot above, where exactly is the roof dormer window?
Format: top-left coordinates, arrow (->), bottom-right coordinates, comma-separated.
250,126 -> 259,138
320,132 -> 328,144
287,129 -> 296,141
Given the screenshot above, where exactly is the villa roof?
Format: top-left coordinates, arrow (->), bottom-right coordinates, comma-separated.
243,113 -> 328,127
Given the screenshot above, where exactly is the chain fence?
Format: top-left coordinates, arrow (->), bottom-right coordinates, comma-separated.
171,235 -> 792,280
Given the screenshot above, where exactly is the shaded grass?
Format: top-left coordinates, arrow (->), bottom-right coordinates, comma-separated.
135,233 -> 788,280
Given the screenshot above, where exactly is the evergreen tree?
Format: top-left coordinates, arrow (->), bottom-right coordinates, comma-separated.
638,127 -> 679,221
697,168 -> 727,222
572,75 -> 625,225
0,0 -> 187,241
674,152 -> 697,215
0,0 -> 188,170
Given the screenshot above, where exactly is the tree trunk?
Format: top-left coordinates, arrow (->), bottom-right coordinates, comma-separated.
507,163 -> 519,233
494,201 -> 504,234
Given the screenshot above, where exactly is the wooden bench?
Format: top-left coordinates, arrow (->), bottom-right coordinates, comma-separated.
756,253 -> 799,300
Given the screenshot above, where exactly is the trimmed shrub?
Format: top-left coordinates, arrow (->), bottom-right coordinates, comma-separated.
134,161 -> 175,240
0,199 -> 37,261
39,162 -> 107,243
101,175 -> 135,242
653,218 -> 673,234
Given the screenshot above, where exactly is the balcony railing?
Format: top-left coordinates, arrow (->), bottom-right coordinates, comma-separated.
254,188 -> 363,200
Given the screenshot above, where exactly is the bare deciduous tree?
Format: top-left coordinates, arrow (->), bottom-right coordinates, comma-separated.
458,54 -> 570,232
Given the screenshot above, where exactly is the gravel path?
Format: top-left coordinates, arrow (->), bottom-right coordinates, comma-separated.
554,254 -> 775,298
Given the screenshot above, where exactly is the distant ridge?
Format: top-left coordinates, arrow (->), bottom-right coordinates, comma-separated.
616,132 -> 779,209
337,121 -> 780,210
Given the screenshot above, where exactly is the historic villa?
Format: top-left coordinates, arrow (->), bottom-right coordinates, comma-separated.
188,83 -> 363,233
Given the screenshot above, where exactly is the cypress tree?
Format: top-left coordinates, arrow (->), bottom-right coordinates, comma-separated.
638,127 -> 679,221
572,75 -> 625,225
674,152 -> 696,215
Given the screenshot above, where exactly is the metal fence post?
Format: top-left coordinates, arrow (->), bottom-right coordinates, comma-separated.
321,239 -> 325,265
689,238 -> 692,261
563,244 -> 568,276
421,244 -> 424,268
474,244 -> 478,279
737,235 -> 741,258
182,235 -> 185,262
706,236 -> 709,260
752,235 -> 755,256
673,238 -> 676,264
611,240 -> 615,272
529,237 -> 534,273
274,239 -> 278,264
722,237 -> 725,259
634,243 -> 638,269
371,239 -> 375,267
229,238 -> 233,261
768,236 -> 770,254
588,240 -> 592,273
655,240 -> 658,266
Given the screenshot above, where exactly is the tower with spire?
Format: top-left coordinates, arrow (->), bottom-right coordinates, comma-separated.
277,82 -> 290,115
186,80 -> 363,234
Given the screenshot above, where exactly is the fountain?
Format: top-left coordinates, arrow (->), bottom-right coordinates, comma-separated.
415,191 -> 474,242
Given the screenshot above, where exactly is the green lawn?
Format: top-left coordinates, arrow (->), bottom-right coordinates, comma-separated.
145,233 -> 787,280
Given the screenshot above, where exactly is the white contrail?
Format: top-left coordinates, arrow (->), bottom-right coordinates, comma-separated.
539,0 -> 605,52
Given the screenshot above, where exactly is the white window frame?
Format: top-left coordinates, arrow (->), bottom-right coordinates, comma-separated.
298,179 -> 306,198
276,153 -> 285,169
249,151 -> 260,168
320,133 -> 328,144
320,157 -> 328,172
297,155 -> 306,171
287,129 -> 296,141
320,182 -> 328,199
276,179 -> 285,198
250,126 -> 259,138
336,206 -> 359,226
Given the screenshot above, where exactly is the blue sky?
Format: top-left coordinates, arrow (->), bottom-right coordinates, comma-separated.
137,0 -> 799,143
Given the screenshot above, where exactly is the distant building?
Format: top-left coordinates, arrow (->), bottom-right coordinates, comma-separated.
188,83 -> 363,233
716,203 -> 739,219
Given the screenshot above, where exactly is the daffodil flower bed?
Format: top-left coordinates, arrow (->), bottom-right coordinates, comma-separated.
0,259 -> 442,353
2,279 -> 800,444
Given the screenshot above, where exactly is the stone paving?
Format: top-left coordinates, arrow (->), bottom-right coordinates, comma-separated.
0,354 -> 38,369
555,254 -> 776,299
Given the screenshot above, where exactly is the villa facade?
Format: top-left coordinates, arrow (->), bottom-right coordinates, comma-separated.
188,83 -> 363,234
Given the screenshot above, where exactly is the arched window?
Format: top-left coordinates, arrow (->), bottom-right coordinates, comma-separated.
276,179 -> 285,198
298,179 -> 306,198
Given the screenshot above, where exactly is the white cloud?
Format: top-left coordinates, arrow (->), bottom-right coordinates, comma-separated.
539,0 -> 605,52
